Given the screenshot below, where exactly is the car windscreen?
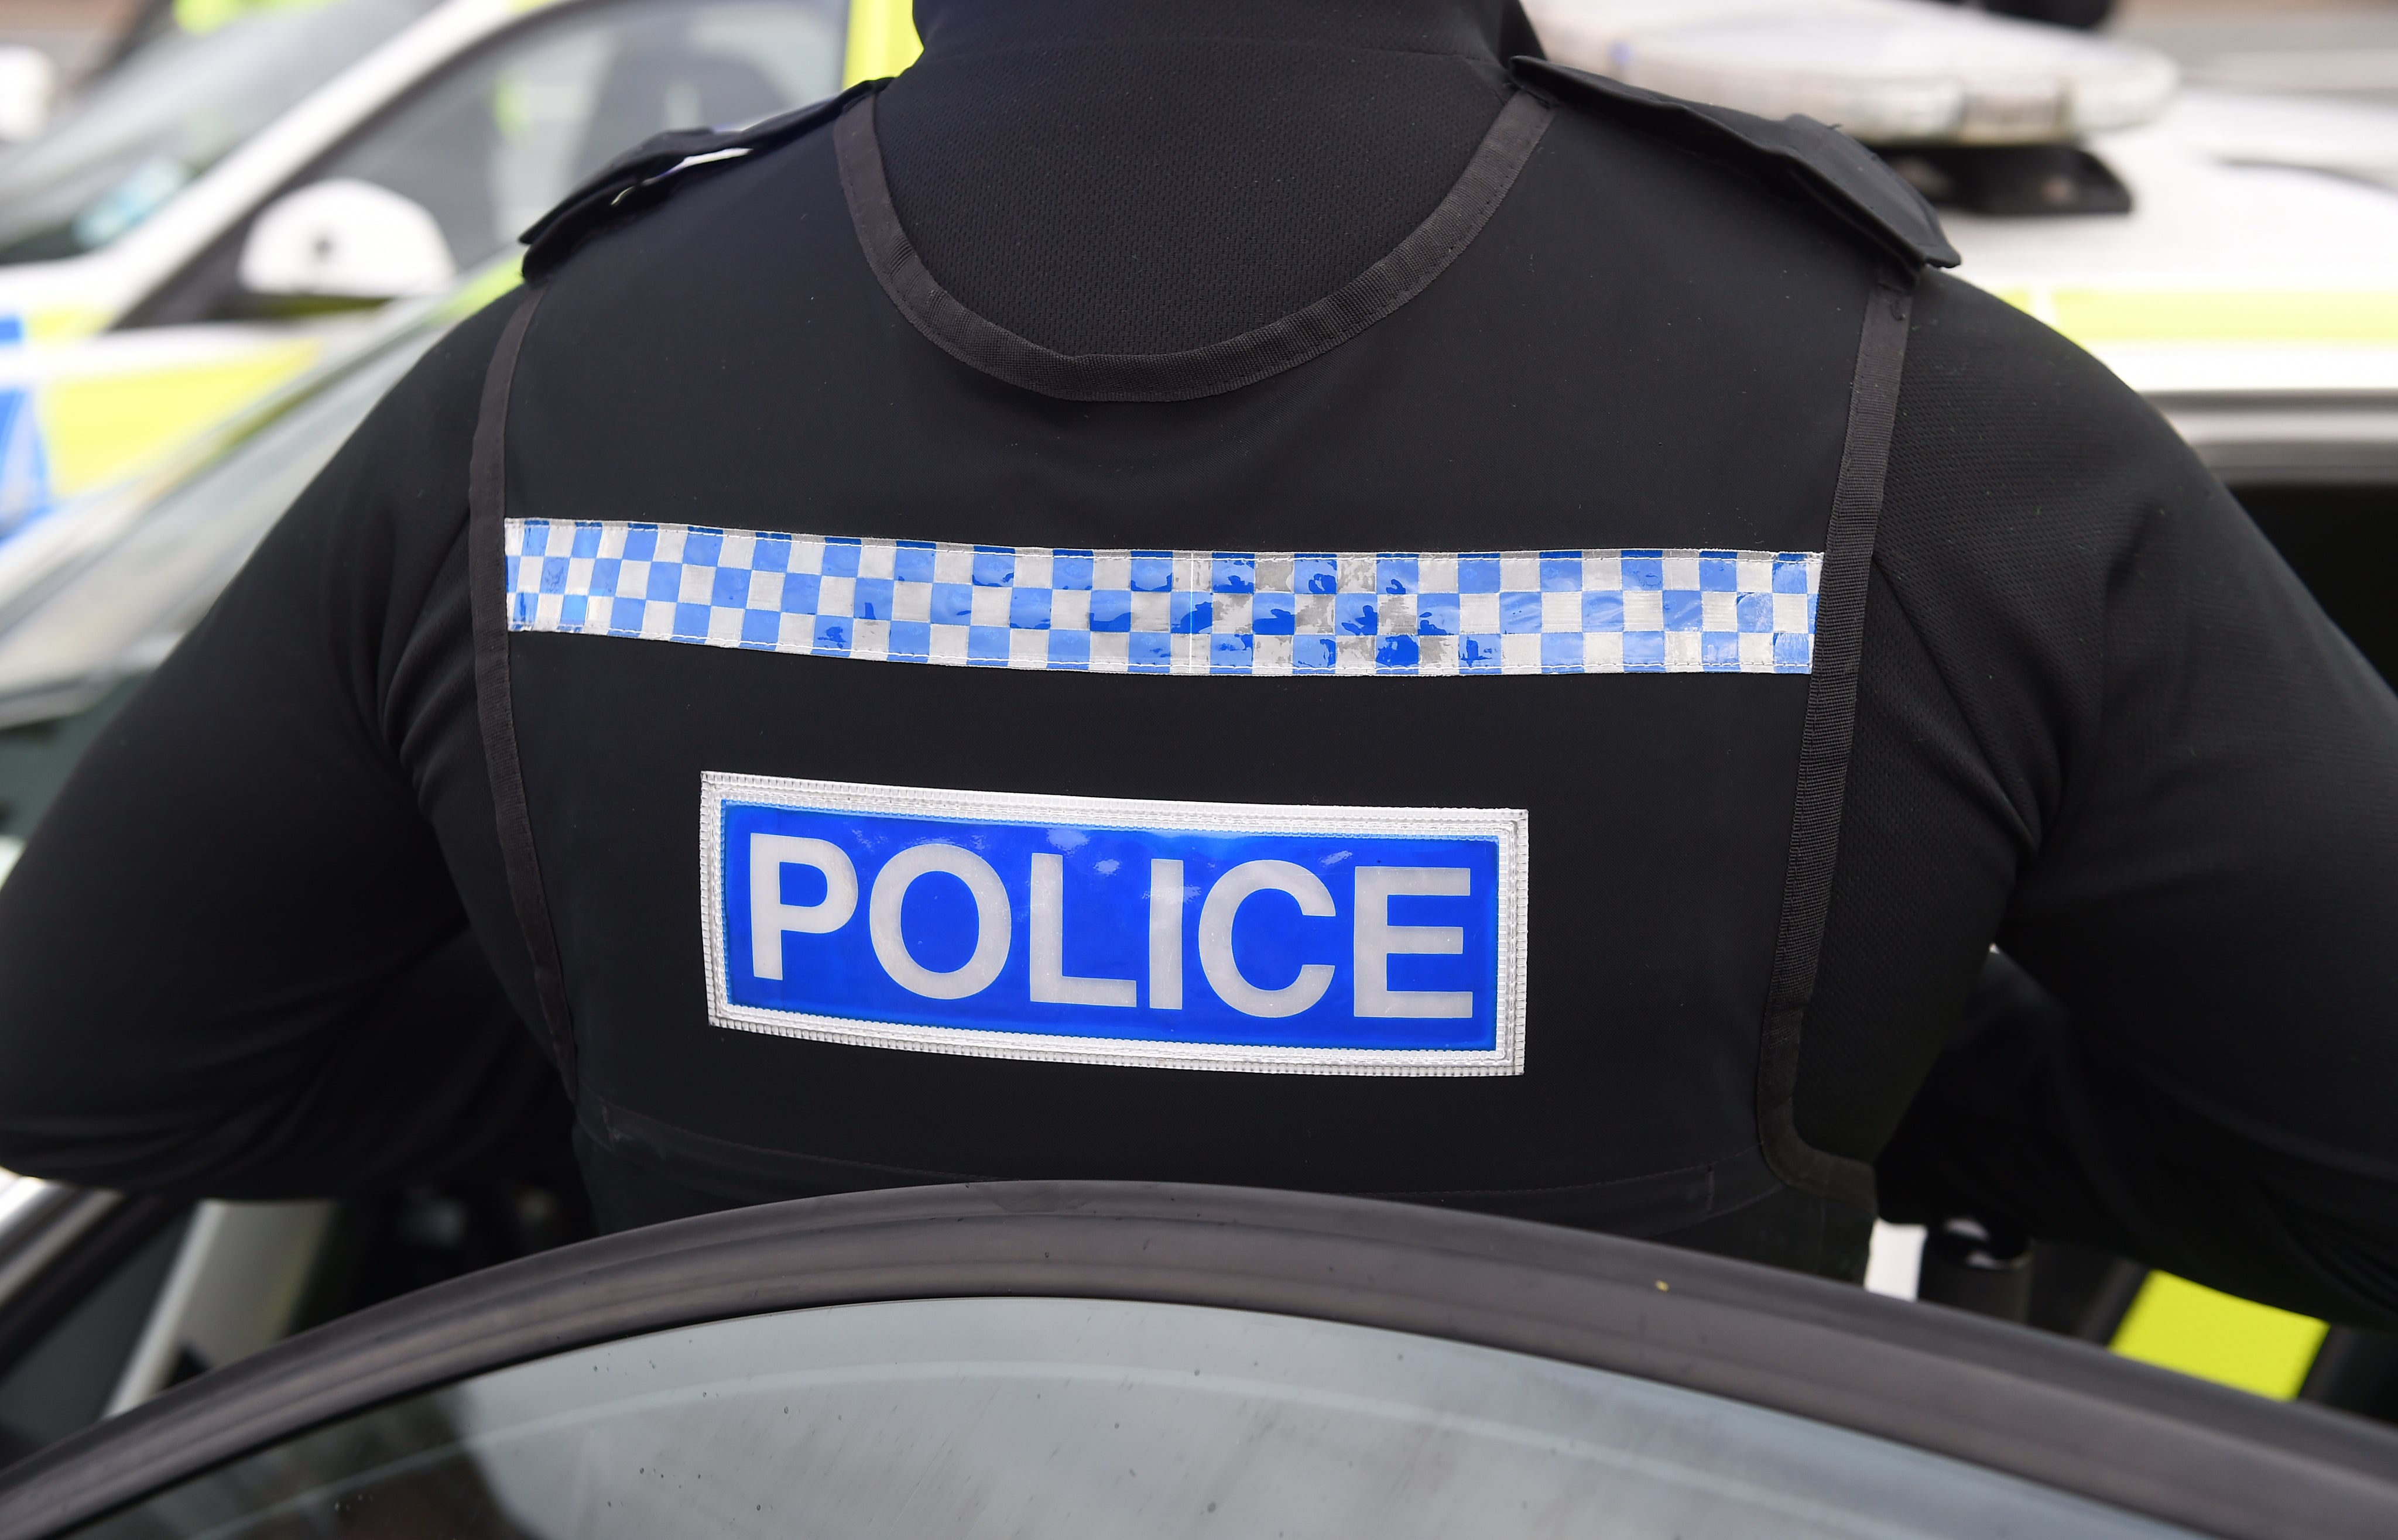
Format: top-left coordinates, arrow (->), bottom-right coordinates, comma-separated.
73,1295 -> 2202,1540
0,0 -> 439,266
294,0 -> 846,282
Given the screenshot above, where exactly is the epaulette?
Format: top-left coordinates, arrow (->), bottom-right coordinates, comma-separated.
1509,59 -> 1959,270
519,80 -> 882,282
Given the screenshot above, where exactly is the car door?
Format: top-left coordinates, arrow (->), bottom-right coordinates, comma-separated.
3,1182 -> 2394,1540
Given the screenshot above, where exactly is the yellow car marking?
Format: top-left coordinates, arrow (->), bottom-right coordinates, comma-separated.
435,253 -> 526,318
37,339 -> 321,496
1998,286 -> 2398,345
173,0 -> 341,38
26,306 -> 112,347
2111,1271 -> 2331,1401
844,0 -> 922,86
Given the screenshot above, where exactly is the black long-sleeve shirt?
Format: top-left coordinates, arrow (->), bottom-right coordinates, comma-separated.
0,0 -> 2393,1325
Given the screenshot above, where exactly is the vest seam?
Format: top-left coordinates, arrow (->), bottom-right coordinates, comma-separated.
1867,548 -> 2043,856
833,87 -> 1552,402
467,286 -> 580,1097
581,1089 -> 1782,1234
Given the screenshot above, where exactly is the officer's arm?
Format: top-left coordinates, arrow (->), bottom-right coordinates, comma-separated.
0,300 -> 566,1199
1883,950 -> 2398,1330
1859,275 -> 2398,1328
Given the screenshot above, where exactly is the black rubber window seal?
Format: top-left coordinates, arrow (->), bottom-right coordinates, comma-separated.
834,88 -> 1554,403
4,1184 -> 2396,1540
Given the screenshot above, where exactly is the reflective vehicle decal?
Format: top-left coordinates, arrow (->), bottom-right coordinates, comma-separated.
0,387 -> 46,539
36,338 -> 319,498
173,0 -> 349,40
23,307 -> 108,347
2112,1272 -> 2333,1401
842,0 -> 920,85
429,251 -> 522,320
2000,285 -> 2398,344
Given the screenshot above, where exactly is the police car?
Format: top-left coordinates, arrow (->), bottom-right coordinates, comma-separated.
1523,0 -> 2398,492
0,1182 -> 2394,1540
0,0 -> 916,530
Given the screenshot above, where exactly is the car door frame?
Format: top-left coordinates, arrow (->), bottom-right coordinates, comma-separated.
3,1181 -> 2396,1539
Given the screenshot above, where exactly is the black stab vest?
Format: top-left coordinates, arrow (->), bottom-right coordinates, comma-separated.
471,62 -> 1943,1270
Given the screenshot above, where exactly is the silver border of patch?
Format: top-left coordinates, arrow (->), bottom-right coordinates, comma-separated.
700,772 -> 1528,1076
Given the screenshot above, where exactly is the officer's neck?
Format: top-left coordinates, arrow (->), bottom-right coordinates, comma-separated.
911,0 -> 1512,60
873,0 -> 1518,358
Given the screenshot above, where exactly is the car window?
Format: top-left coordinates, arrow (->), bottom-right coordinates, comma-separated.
0,0 -> 439,265
0,1211 -> 187,1468
74,1295 -> 2201,1540
299,0 -> 843,276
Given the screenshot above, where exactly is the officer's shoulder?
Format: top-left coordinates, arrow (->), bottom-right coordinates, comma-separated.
1510,59 -> 1958,272
519,80 -> 878,282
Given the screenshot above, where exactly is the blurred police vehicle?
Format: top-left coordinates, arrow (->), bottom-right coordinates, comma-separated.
0,0 -> 907,536
1527,0 -> 2398,503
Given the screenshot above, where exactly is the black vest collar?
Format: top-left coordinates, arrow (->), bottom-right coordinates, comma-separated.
911,0 -> 1513,62
834,84 -> 1551,402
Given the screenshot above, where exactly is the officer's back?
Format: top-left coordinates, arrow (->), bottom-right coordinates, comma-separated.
489,0 -> 1927,1263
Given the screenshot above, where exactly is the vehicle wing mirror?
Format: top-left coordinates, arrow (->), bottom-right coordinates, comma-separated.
239,179 -> 456,305
0,46 -> 54,142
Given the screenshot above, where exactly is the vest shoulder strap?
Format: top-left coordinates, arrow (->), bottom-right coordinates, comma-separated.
520,80 -> 881,282
1509,58 -> 1959,271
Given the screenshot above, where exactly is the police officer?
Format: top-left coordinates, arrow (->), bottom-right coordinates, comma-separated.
1,0 -> 2393,1319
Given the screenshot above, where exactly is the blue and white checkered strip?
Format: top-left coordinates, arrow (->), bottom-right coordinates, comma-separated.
504,520 -> 1823,676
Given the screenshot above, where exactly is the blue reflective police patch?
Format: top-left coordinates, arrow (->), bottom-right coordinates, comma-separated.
700,774 -> 1528,1075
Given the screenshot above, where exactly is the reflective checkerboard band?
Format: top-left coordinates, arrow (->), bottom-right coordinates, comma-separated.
503,520 -> 1823,676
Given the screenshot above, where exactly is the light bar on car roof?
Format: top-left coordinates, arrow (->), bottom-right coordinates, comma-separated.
1523,0 -> 2179,145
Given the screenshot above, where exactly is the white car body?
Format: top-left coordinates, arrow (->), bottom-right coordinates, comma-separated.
1951,87 -> 2398,484
0,0 -> 543,346
1526,0 -> 2398,485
